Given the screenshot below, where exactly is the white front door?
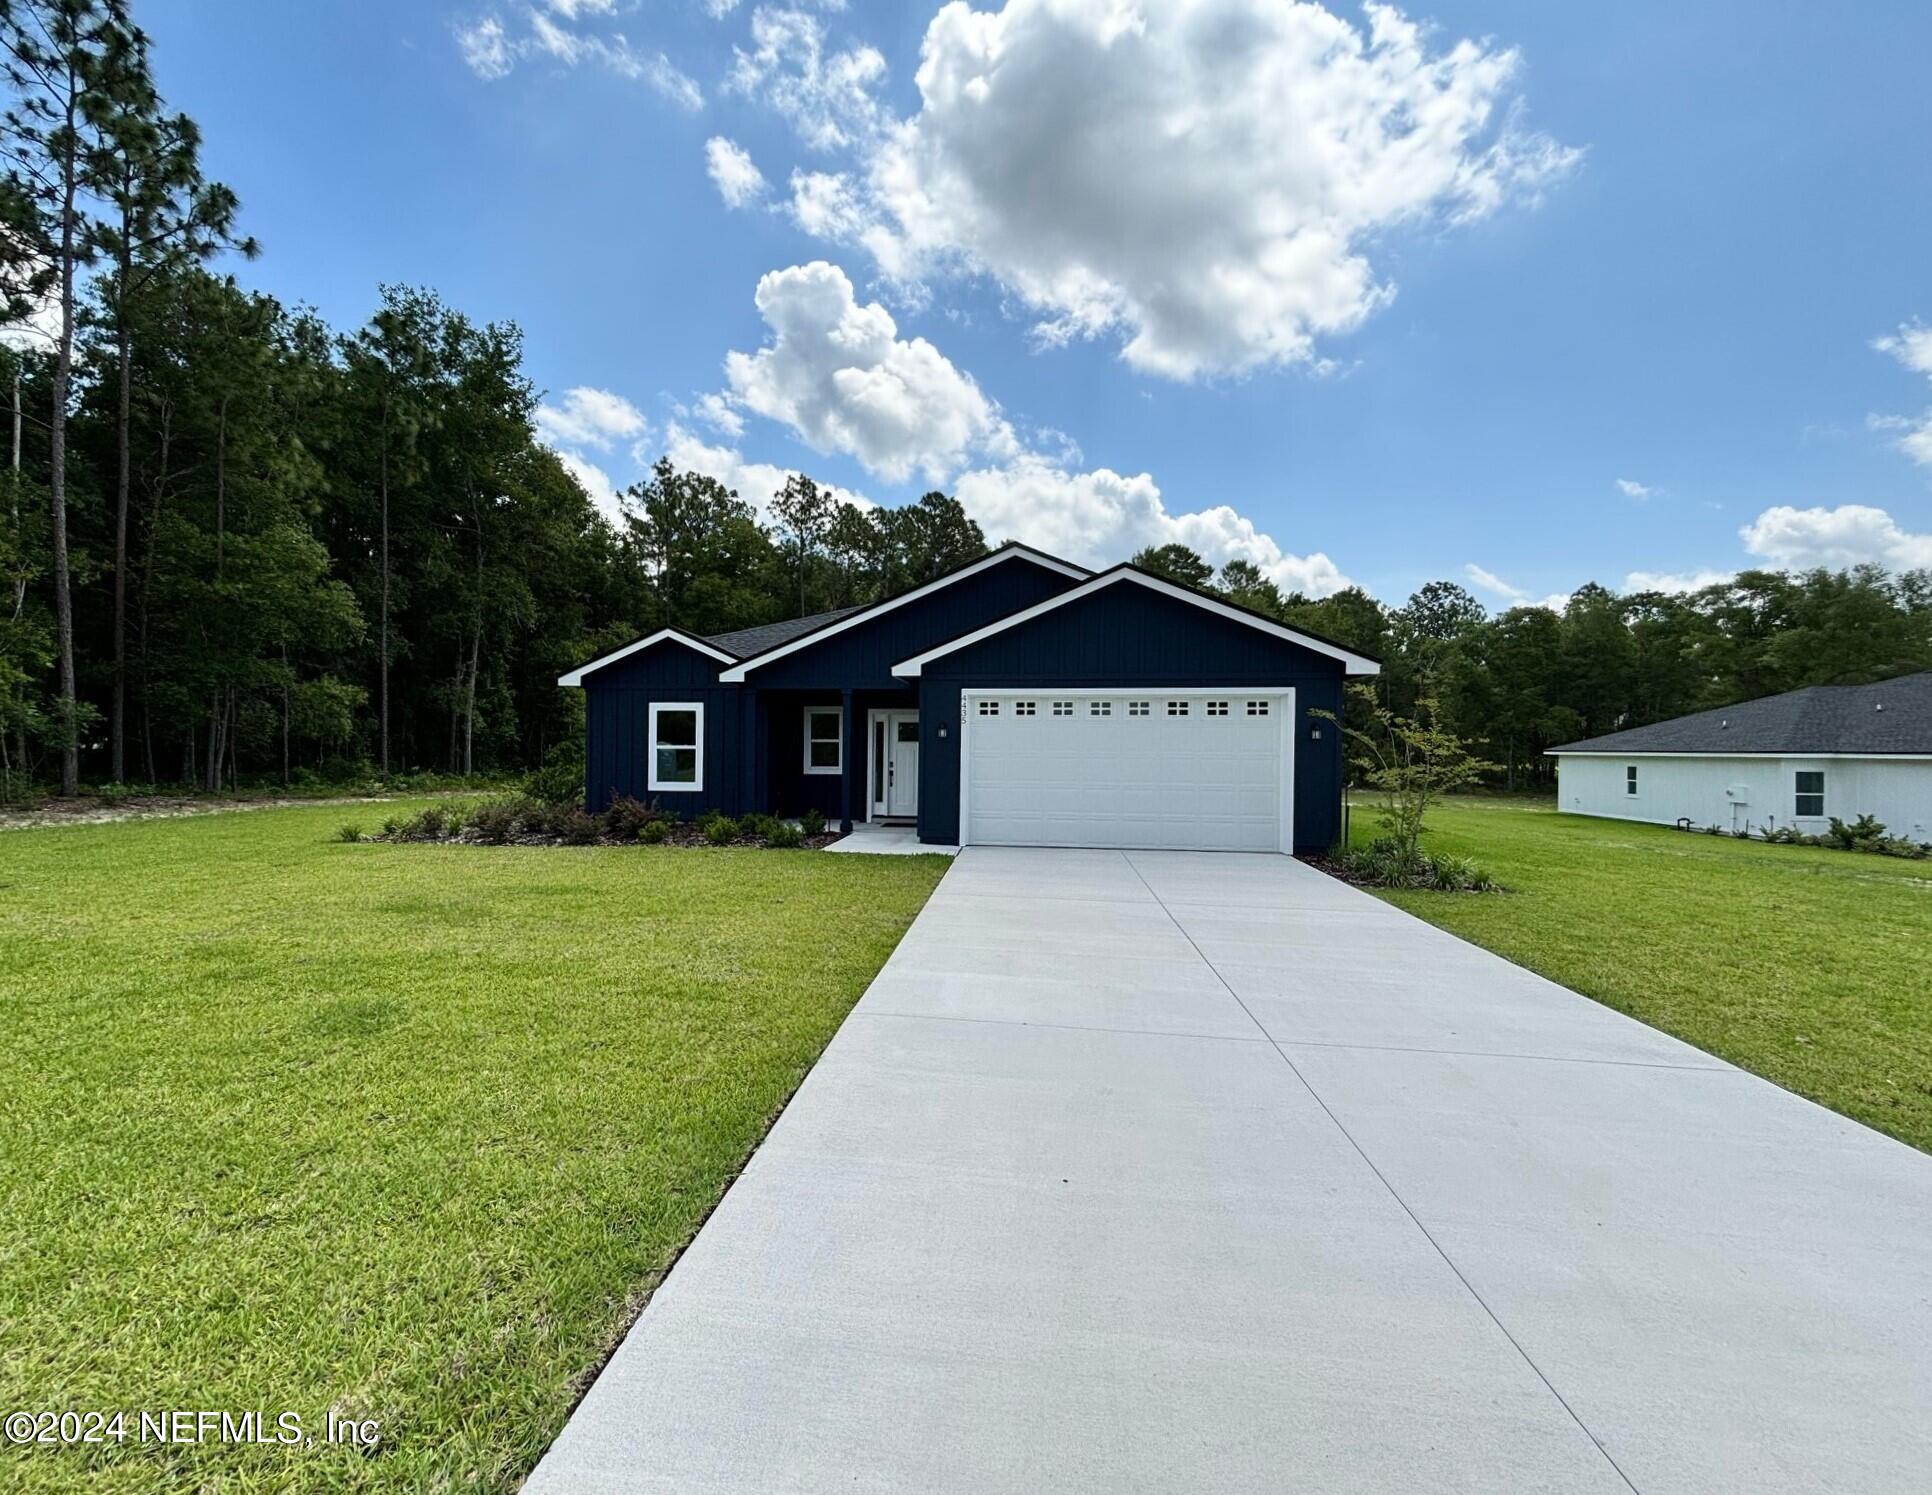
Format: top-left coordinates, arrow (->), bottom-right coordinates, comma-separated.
962,690 -> 1293,852
886,714 -> 920,817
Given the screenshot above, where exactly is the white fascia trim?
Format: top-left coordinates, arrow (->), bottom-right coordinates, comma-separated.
893,569 -> 1381,678
716,546 -> 1090,683
558,629 -> 736,687
1551,750 -> 1932,761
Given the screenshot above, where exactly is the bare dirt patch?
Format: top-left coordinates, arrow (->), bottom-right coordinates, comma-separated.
0,794 -> 398,832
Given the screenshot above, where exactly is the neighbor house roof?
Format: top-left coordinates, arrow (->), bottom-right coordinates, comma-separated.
1548,671 -> 1932,757
703,606 -> 868,660
890,564 -> 1383,678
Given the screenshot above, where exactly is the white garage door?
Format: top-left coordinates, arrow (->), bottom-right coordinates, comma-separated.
962,690 -> 1293,852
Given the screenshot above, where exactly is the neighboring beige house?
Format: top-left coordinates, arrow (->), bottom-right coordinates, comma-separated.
1548,670 -> 1932,841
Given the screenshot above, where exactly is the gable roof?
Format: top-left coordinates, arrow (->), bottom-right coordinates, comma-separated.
890,564 -> 1382,678
704,605 -> 868,660
716,542 -> 1090,683
557,627 -> 737,687
1548,671 -> 1932,757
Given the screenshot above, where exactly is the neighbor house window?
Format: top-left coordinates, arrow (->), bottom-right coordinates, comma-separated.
1090,700 -> 1112,717
804,708 -> 841,776
1795,770 -> 1825,817
1245,700 -> 1270,716
1167,700 -> 1190,716
648,703 -> 703,791
1014,699 -> 1037,716
1626,765 -> 1639,796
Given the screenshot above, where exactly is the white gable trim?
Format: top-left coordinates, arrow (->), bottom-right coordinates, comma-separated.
891,568 -> 1381,678
716,545 -> 1089,683
557,629 -> 737,687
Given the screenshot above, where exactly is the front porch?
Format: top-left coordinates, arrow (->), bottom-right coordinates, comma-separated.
752,687 -> 921,832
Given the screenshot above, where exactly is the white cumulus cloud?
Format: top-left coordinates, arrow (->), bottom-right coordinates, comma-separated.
784,0 -> 1579,378
1616,478 -> 1657,500
662,421 -> 872,523
720,261 -> 1017,484
455,15 -> 513,80
1622,569 -> 1732,595
1739,504 -> 1932,573
453,6 -> 703,105
954,458 -> 1350,595
728,6 -> 886,151
1873,321 -> 1932,467
705,137 -> 768,207
1463,563 -> 1567,610
556,449 -> 625,524
536,387 -> 649,451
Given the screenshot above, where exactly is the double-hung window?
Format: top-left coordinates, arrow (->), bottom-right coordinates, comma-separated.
1794,770 -> 1825,818
804,708 -> 842,775
1626,765 -> 1639,796
649,703 -> 703,791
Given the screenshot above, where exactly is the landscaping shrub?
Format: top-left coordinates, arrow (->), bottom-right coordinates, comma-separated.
767,822 -> 804,849
1874,835 -> 1929,860
741,812 -> 785,842
601,795 -> 661,839
334,823 -> 364,843
1339,836 -> 1497,893
703,815 -> 740,846
555,809 -> 602,845
466,795 -> 535,844
390,802 -> 470,841
639,819 -> 670,845
799,808 -> 826,836
1825,813 -> 1887,851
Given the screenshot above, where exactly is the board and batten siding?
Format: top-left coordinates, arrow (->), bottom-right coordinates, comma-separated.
580,640 -> 740,816
912,584 -> 1347,851
1556,753 -> 1932,841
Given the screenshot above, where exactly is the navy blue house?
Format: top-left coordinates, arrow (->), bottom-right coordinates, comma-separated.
560,544 -> 1380,853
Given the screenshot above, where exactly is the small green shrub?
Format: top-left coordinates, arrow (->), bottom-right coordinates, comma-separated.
799,808 -> 827,836
334,823 -> 364,843
703,815 -> 740,846
740,812 -> 783,842
1874,835 -> 1929,860
1825,813 -> 1886,850
639,819 -> 670,845
766,822 -> 804,849
1341,836 -> 1497,892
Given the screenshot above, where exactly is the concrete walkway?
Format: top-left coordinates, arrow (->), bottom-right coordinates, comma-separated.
526,849 -> 1932,1493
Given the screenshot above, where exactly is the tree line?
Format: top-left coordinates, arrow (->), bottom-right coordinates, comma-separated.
0,0 -> 991,798
4,0 -> 1927,800
1132,543 -> 1932,789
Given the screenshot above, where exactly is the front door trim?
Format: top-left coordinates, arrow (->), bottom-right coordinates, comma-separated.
866,708 -> 921,821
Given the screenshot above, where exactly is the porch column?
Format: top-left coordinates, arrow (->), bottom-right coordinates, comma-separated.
839,688 -> 855,833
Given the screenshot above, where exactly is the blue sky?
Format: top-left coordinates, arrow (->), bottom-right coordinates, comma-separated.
146,0 -> 1932,605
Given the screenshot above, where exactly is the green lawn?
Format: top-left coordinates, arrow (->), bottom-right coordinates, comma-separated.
1352,795 -> 1932,1152
0,804 -> 947,1492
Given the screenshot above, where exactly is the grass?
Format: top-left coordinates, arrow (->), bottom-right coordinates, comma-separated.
0,803 -> 948,1492
1349,794 -> 1932,1153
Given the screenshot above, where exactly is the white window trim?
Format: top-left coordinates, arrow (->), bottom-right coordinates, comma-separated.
803,706 -> 843,776
957,687 -> 1298,854
891,569 -> 1380,678
647,701 -> 704,793
1793,769 -> 1826,818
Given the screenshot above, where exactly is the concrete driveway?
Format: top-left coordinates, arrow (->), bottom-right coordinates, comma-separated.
526,849 -> 1932,1493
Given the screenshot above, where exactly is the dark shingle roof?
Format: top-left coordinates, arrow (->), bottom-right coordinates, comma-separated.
1550,671 -> 1932,756
704,605 -> 869,660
